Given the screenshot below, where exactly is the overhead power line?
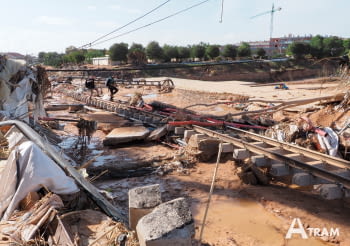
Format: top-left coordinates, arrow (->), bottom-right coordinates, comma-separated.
91,0 -> 210,48
80,0 -> 171,48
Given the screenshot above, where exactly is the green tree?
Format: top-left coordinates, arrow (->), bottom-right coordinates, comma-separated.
43,52 -> 64,67
67,50 -> 86,64
221,44 -> 237,59
38,52 -> 46,63
85,49 -> 105,63
109,42 -> 129,62
65,45 -> 78,54
323,36 -> 344,57
343,38 -> 350,53
309,35 -> 324,58
177,46 -> 191,60
128,50 -> 147,65
128,43 -> 146,65
256,48 -> 266,58
163,45 -> 179,62
191,44 -> 206,60
129,43 -> 145,52
206,45 -> 220,59
237,42 -> 251,57
287,42 -> 310,59
146,41 -> 163,61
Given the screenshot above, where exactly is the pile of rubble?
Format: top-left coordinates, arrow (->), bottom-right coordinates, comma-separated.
0,56 -> 195,245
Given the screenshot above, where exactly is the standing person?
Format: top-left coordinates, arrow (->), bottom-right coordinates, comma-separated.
105,76 -> 118,101
85,76 -> 99,98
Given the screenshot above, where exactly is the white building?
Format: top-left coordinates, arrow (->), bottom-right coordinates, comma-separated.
92,56 -> 120,66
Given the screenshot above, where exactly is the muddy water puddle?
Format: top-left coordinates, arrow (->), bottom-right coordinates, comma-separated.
193,195 -> 330,246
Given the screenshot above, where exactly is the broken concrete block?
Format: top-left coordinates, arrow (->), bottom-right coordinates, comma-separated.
251,155 -> 267,167
221,143 -> 233,153
270,163 -> 290,176
103,126 -> 150,146
184,130 -> 195,143
292,173 -> 314,186
174,127 -> 185,135
129,184 -> 162,230
233,148 -> 250,160
136,197 -> 194,246
320,184 -> 343,200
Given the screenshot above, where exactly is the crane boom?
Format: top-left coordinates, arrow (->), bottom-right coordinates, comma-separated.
250,3 -> 282,39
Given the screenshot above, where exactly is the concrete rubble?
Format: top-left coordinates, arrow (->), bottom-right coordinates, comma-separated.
136,197 -> 194,246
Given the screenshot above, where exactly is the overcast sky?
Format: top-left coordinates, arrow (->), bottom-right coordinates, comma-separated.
1,0 -> 349,55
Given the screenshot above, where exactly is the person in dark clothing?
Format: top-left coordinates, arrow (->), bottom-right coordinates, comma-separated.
105,76 -> 118,101
85,77 -> 99,98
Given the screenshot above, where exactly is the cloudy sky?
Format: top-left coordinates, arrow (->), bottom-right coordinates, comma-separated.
1,0 -> 349,55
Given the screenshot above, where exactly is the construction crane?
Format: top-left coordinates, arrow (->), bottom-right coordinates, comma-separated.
251,3 -> 282,40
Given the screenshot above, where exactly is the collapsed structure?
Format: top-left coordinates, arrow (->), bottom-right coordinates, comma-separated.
1,53 -> 350,245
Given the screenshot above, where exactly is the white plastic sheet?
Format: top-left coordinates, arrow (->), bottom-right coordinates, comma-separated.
317,127 -> 339,157
0,141 -> 79,221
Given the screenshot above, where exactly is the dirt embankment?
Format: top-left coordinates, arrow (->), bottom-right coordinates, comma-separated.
48,59 -> 341,83
147,60 -> 339,82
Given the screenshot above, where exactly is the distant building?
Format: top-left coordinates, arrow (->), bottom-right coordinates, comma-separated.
245,34 -> 313,55
270,34 -> 313,54
92,56 -> 120,66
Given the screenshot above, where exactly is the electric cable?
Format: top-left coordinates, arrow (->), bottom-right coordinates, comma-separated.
90,0 -> 210,48
80,0 -> 171,48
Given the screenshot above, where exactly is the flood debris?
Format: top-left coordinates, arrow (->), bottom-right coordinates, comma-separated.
0,120 -> 133,245
0,141 -> 79,221
0,55 -> 47,122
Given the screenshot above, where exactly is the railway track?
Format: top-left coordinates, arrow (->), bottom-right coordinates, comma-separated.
183,125 -> 350,199
63,90 -> 350,199
64,91 -> 167,127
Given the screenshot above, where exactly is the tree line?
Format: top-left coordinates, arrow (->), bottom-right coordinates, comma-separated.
287,35 -> 350,59
38,35 -> 349,67
37,41 -> 254,67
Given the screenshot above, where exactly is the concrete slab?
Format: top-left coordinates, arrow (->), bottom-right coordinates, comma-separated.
136,197 -> 194,246
103,126 -> 150,146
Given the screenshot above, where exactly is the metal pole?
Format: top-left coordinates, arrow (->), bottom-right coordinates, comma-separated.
198,142 -> 223,245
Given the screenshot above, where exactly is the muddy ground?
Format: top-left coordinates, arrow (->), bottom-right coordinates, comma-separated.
47,76 -> 350,246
